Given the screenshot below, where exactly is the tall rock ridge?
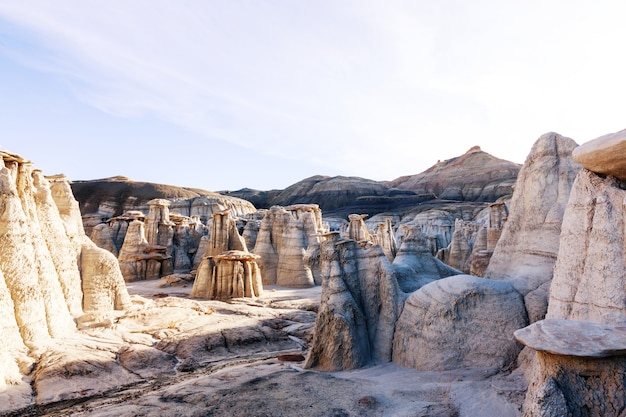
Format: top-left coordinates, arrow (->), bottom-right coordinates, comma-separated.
514,129 -> 626,416
0,150 -> 131,393
485,132 -> 581,323
386,146 -> 520,202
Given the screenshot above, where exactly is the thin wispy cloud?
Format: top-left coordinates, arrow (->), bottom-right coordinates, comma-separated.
0,1 -> 625,189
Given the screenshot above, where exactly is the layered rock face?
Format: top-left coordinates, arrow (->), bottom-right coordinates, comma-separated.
0,151 -> 130,390
392,227 -> 461,293
386,146 -> 520,202
304,234 -> 404,371
71,176 -> 256,221
393,275 -> 527,370
253,204 -> 326,287
485,132 -> 581,322
190,209 -> 262,300
117,220 -> 169,281
516,130 -> 626,417
546,170 -> 626,323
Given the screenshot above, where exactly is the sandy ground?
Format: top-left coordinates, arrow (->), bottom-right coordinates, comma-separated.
0,280 -> 526,417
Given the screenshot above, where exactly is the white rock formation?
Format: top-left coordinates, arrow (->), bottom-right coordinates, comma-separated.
254,205 -> 326,287
485,132 -> 581,322
393,274 -> 528,371
117,220 -> 169,282
0,150 -> 131,391
514,130 -> 626,417
191,250 -> 263,300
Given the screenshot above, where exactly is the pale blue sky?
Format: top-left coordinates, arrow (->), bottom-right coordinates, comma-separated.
1,1 -> 625,190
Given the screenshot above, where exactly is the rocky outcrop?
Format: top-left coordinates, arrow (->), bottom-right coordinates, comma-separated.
191,250 -> 263,300
485,132 -> 581,323
386,146 -> 520,202
343,213 -> 371,241
392,226 -> 461,293
370,217 -> 397,261
304,233 -> 404,371
546,170 -> 626,323
0,150 -> 131,390
253,205 -> 326,287
516,130 -> 626,416
90,223 -> 118,256
71,176 -> 256,220
117,220 -> 169,282
80,243 -> 132,311
190,208 -> 260,299
393,275 -> 528,371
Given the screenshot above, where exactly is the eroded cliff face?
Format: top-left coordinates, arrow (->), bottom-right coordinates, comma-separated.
516,130 -> 626,417
254,204 -> 326,288
485,132 -> 581,323
304,234 -> 405,371
0,150 -> 131,392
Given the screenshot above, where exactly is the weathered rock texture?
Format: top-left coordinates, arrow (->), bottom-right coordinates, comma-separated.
304,233 -> 404,371
253,205 -> 326,287
386,146 -> 520,201
90,223 -> 118,256
190,209 -> 262,300
117,220 -> 169,282
517,130 -> 626,417
392,275 -> 527,371
0,150 -> 131,390
392,226 -> 461,293
547,170 -> 626,323
191,250 -> 263,300
518,320 -> 626,417
485,132 -> 581,323
71,176 -> 256,221
571,128 -> 626,180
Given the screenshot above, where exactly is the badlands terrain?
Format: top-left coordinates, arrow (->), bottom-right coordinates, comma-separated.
0,130 -> 625,417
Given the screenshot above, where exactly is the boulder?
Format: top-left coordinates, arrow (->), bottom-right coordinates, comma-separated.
571,128 -> 626,180
485,132 -> 581,322
392,275 -> 527,371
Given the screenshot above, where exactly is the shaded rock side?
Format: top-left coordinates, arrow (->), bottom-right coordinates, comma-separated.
386,146 -> 520,202
547,169 -> 626,324
392,227 -> 461,293
305,235 -> 404,371
485,132 -> 581,322
392,275 -> 528,371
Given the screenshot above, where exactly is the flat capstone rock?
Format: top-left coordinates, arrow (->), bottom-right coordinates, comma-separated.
514,318 -> 626,358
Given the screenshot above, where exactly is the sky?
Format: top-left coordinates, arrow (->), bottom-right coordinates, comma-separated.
0,1 -> 625,191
